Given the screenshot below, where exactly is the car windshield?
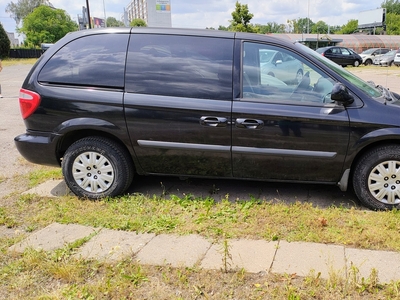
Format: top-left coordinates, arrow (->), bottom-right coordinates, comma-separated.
295,43 -> 382,98
361,49 -> 375,54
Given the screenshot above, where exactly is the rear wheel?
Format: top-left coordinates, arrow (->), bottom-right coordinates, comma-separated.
62,137 -> 134,199
353,145 -> 400,210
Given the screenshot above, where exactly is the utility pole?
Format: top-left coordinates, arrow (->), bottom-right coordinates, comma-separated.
86,0 -> 91,29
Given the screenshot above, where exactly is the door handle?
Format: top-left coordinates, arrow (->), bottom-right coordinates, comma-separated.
200,116 -> 228,127
235,118 -> 264,129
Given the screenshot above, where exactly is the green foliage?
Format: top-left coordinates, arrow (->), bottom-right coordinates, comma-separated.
337,19 -> 358,34
18,5 -> 78,47
256,22 -> 286,34
229,1 -> 256,33
288,18 -> 314,33
382,0 -> 400,14
0,23 -> 11,58
5,0 -> 50,24
218,25 -> 230,31
106,16 -> 124,28
130,19 -> 147,27
311,20 -> 329,34
384,13 -> 400,34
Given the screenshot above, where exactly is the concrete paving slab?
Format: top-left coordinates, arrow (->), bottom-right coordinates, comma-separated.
76,229 -> 155,262
22,179 -> 71,197
135,234 -> 211,267
8,223 -> 98,253
346,248 -> 400,283
271,241 -> 346,279
201,239 -> 278,273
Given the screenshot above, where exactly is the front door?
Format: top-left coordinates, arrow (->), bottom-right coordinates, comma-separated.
232,41 -> 350,183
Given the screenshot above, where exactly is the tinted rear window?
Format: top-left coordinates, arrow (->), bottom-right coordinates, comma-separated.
38,34 -> 129,88
125,34 -> 233,100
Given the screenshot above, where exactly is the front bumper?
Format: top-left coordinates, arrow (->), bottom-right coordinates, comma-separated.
14,131 -> 61,167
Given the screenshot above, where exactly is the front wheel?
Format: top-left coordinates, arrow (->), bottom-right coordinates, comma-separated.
353,145 -> 400,210
62,137 -> 134,199
353,60 -> 360,67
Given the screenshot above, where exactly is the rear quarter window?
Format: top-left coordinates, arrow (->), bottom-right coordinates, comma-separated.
38,34 -> 129,88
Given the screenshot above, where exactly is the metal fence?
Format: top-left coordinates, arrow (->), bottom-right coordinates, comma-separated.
9,49 -> 43,59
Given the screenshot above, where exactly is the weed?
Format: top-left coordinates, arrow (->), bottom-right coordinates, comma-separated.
220,236 -> 233,273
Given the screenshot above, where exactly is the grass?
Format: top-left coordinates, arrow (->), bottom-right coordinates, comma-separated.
1,240 -> 399,299
2,58 -> 38,66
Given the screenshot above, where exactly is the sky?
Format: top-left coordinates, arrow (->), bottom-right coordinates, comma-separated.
0,0 -> 384,38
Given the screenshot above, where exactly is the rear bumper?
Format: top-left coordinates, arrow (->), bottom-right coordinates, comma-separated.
14,131 -> 61,167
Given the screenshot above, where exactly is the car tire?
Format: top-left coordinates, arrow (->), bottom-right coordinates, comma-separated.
62,136 -> 134,199
364,59 -> 372,66
353,60 -> 360,67
353,145 -> 400,210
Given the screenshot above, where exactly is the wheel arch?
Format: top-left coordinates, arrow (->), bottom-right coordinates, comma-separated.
348,139 -> 400,190
54,119 -> 138,172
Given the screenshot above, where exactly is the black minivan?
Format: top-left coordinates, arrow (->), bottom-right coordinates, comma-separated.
15,27 -> 400,210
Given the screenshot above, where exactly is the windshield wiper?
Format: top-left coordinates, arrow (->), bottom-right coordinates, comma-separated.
367,81 -> 398,104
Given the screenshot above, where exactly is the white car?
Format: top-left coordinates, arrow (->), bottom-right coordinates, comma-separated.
359,48 -> 390,65
394,51 -> 400,67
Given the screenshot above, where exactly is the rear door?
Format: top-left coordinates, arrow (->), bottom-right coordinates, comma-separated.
232,40 -> 351,183
124,33 -> 234,177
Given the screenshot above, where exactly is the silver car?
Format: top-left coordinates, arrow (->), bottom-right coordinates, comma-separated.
373,49 -> 399,66
260,49 -> 304,85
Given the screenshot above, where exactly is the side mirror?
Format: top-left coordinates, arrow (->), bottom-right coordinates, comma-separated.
331,83 -> 354,105
275,60 -> 283,65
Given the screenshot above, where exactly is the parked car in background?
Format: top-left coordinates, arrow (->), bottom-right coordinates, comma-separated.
315,46 -> 362,67
374,49 -> 400,66
14,27 -> 400,211
394,51 -> 400,67
359,48 -> 390,65
260,49 -> 304,84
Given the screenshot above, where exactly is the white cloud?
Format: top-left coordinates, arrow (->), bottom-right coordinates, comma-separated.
0,0 -> 384,34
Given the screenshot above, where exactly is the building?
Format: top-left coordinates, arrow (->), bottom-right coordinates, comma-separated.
7,32 -> 19,47
126,0 -> 171,27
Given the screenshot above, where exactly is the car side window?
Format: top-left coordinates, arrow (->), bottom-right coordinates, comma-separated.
341,48 -> 350,55
242,42 -> 336,104
38,34 -> 129,88
125,34 -> 233,100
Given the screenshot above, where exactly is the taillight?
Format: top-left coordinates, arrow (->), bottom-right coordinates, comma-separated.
321,53 -> 325,56
19,89 -> 41,119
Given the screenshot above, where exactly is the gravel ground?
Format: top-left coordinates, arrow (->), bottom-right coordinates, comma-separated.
0,63 -> 400,203
0,64 -> 37,200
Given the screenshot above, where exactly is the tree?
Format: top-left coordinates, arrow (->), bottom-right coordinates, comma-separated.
287,18 -> 314,33
337,19 -> 358,34
107,17 -> 124,27
6,0 -> 50,24
256,22 -> 285,34
0,23 -> 11,58
385,12 -> 400,34
229,1 -> 256,33
311,20 -> 329,34
18,6 -> 77,47
130,19 -> 147,27
381,0 -> 400,14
